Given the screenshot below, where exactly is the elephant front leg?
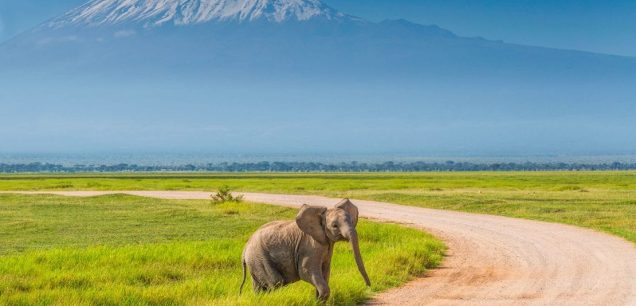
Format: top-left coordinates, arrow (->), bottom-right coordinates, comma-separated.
314,244 -> 334,299
322,245 -> 334,284
313,262 -> 332,302
302,261 -> 330,302
310,273 -> 330,302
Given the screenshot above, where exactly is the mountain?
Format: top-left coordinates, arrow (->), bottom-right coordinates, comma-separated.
1,0 -> 635,155
47,0 -> 354,27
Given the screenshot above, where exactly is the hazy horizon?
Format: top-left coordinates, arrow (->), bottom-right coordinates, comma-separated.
3,152 -> 636,167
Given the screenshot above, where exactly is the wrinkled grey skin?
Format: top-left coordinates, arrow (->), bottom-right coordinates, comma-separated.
240,199 -> 371,302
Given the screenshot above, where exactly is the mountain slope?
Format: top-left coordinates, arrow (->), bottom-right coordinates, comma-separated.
1,0 -> 635,155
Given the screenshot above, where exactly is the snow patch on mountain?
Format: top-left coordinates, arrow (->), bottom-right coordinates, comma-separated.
47,0 -> 353,28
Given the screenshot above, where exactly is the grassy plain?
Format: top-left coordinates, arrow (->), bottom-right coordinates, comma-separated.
0,194 -> 444,305
0,172 -> 634,242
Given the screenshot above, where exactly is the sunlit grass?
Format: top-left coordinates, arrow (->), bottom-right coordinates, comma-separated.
2,171 -> 636,192
1,172 -> 634,243
0,194 -> 445,305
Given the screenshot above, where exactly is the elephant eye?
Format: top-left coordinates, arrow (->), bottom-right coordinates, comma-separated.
332,223 -> 338,228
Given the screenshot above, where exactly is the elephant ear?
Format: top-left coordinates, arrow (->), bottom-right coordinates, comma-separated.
335,199 -> 359,227
296,204 -> 328,244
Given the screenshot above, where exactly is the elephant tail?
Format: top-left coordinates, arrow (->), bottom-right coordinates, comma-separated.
239,255 -> 247,295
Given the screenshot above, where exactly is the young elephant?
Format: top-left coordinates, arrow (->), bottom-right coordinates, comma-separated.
240,199 -> 371,302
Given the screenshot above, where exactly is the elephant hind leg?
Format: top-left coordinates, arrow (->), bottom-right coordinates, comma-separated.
249,259 -> 286,292
252,278 -> 268,293
248,262 -> 269,293
262,260 -> 286,289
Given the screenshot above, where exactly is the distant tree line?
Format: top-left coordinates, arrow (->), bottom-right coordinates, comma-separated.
1,161 -> 636,173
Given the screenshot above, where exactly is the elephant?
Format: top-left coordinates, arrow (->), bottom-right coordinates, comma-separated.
239,199 -> 371,302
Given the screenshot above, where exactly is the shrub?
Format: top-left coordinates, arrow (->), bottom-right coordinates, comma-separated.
211,185 -> 243,204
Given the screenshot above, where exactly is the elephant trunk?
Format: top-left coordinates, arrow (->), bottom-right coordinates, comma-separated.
347,228 -> 371,287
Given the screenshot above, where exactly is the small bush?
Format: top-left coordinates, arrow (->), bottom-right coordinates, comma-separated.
211,185 -> 243,204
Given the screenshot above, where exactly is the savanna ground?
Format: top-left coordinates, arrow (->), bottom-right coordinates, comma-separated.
1,171 -> 634,242
0,194 -> 444,305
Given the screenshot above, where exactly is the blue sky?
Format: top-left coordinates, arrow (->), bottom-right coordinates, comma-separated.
0,0 -> 635,56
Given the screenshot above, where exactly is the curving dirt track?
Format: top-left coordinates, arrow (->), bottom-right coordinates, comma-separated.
6,191 -> 636,305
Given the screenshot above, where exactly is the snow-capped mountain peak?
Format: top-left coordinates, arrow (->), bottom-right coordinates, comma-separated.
48,0 -> 352,28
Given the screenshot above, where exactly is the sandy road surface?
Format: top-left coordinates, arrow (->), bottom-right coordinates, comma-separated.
5,191 -> 636,305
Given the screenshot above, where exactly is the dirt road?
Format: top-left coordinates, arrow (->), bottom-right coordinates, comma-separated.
7,191 -> 636,305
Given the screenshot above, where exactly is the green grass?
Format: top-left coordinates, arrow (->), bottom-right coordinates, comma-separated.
3,172 -> 636,191
0,194 -> 445,306
1,172 -> 634,243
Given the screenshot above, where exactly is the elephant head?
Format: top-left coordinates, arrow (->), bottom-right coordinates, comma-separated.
296,199 -> 372,287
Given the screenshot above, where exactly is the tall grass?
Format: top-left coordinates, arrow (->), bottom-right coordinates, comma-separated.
0,194 -> 444,305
